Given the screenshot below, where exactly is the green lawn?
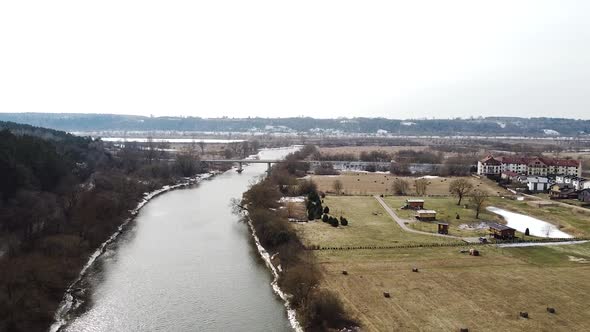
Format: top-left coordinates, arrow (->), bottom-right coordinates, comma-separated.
292,196 -> 460,248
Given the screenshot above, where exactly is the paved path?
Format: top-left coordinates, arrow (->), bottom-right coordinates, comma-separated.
373,195 -> 465,240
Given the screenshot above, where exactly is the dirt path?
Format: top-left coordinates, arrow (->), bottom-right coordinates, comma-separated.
373,195 -> 465,240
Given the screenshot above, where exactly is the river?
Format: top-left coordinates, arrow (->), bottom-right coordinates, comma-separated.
59,148 -> 297,332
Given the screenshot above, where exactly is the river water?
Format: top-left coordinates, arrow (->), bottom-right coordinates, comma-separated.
61,148 -> 296,332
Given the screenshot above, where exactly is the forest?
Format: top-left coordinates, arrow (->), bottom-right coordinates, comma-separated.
0,121 -> 206,332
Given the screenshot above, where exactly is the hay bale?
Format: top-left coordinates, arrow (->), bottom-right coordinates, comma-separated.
519,311 -> 529,319
383,292 -> 391,298
412,267 -> 419,272
547,307 -> 556,314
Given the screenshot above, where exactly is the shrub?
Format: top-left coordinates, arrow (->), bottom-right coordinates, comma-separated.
340,217 -> 348,226
322,214 -> 329,223
323,206 -> 330,214
525,228 -> 530,236
303,290 -> 357,331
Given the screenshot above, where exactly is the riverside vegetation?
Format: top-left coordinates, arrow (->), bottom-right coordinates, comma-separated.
240,145 -> 358,331
0,122 -> 209,332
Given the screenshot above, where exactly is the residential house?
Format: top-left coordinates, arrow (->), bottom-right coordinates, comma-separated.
549,184 -> 578,199
477,155 -> 581,177
477,155 -> 502,176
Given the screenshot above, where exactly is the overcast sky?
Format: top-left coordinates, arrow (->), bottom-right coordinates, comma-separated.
1,1 -> 589,119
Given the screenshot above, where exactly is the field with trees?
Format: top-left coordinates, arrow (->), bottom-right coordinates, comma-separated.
308,173 -> 507,196
291,192 -> 590,331
293,196 -> 460,248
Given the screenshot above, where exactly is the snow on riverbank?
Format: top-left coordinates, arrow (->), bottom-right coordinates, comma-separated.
486,206 -> 573,238
49,173 -> 213,332
246,216 -> 303,332
279,196 -> 305,203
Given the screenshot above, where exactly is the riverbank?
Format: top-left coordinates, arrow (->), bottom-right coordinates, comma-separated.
49,173 -> 214,332
240,145 -> 359,331
246,216 -> 303,332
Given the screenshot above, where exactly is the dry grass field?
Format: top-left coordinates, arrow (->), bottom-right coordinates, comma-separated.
308,173 -> 509,196
314,244 -> 590,332
319,145 -> 428,158
293,195 -> 590,331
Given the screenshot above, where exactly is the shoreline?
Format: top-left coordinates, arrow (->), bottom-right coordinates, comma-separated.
245,214 -> 304,332
48,172 -> 215,332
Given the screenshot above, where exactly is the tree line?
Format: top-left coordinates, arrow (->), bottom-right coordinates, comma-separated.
0,122 -> 210,332
240,146 -> 358,331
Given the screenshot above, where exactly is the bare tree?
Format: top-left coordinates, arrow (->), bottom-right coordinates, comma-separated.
542,224 -> 552,237
198,140 -> 205,155
470,189 -> 487,218
449,178 -> 474,205
392,179 -> 410,195
145,136 -> 156,164
333,179 -> 343,195
414,178 -> 428,196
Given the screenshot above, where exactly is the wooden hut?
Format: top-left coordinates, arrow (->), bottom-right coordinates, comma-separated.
416,209 -> 436,221
488,222 -> 516,239
405,199 -> 424,210
437,223 -> 448,234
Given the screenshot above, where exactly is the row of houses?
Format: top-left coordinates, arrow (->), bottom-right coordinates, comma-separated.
500,171 -> 590,202
478,155 -> 581,177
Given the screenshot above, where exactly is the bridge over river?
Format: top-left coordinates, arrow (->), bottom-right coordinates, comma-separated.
200,159 -> 394,173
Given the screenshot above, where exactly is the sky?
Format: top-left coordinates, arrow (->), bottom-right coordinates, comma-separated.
1,1 -> 589,119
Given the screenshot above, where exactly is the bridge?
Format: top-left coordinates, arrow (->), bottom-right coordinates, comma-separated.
200,159 -> 294,173
200,159 -> 394,173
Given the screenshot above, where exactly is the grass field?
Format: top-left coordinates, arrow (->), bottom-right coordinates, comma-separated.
293,194 -> 590,330
292,196 -> 459,247
308,173 -> 509,196
383,196 -> 504,237
313,243 -> 590,331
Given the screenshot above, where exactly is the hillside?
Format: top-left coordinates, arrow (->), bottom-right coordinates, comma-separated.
0,113 -> 589,137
